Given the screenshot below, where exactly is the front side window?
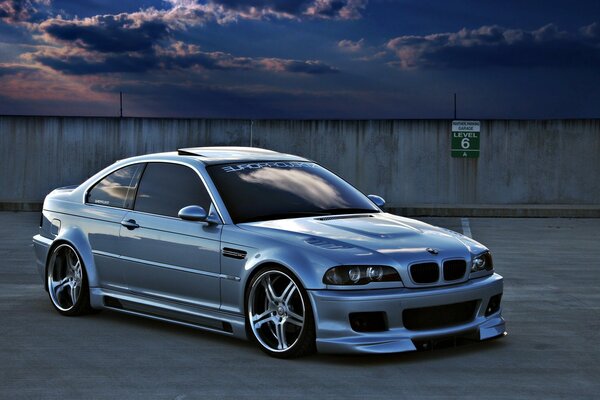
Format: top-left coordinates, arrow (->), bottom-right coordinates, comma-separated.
207,161 -> 379,223
134,163 -> 212,217
87,163 -> 145,209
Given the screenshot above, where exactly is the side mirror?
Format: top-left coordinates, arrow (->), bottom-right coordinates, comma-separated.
178,205 -> 208,222
367,194 -> 386,208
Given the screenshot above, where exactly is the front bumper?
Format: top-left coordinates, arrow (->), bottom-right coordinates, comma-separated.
308,273 -> 505,354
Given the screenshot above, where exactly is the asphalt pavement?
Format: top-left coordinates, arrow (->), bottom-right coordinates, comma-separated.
1,212 -> 599,399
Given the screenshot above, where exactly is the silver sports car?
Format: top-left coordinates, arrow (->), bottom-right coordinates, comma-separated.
33,146 -> 505,358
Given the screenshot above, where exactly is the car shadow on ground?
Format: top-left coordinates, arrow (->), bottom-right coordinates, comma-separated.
311,336 -> 508,366
31,284 -> 509,366
80,304 -> 509,365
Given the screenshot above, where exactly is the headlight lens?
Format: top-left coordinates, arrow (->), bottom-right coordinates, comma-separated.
471,251 -> 493,272
367,266 -> 384,281
348,266 -> 361,283
323,265 -> 401,285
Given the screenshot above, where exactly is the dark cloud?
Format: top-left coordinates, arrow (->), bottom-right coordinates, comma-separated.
32,53 -> 158,74
29,43 -> 339,75
0,0 -> 49,25
28,2 -> 343,76
40,14 -> 170,53
88,80 -> 385,119
303,0 -> 366,19
309,0 -> 345,18
216,0 -> 308,15
386,23 -> 600,69
580,22 -> 600,39
338,38 -> 364,52
0,63 -> 34,75
205,0 -> 366,20
270,59 -> 338,74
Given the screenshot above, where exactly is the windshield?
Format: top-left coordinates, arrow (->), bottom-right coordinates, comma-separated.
207,161 -> 379,223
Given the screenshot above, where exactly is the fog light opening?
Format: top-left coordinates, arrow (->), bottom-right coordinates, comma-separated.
349,312 -> 388,332
485,293 -> 502,316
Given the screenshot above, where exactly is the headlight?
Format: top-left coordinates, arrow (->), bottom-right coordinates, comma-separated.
323,265 -> 401,285
471,251 -> 493,272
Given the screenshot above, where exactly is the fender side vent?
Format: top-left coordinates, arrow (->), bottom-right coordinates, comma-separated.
222,247 -> 247,259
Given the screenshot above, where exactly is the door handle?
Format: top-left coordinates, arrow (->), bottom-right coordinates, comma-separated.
121,219 -> 139,230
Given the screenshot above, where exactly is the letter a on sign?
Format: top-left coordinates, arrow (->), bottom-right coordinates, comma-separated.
451,120 -> 480,158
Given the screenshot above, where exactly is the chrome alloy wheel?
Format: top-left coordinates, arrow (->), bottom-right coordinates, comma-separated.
248,270 -> 306,353
47,244 -> 83,312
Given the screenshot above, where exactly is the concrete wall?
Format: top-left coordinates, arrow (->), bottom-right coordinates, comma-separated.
1,116 -> 599,215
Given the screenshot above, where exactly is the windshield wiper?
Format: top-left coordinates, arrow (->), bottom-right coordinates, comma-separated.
239,211 -> 329,223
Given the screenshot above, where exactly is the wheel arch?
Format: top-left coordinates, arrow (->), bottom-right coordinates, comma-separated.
243,261 -> 303,314
237,245 -> 329,323
45,227 -> 98,291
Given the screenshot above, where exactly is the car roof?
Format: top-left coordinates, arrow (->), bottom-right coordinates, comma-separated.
175,146 -> 310,165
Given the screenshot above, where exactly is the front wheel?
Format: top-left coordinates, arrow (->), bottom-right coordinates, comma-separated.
47,243 -> 93,316
246,267 -> 316,358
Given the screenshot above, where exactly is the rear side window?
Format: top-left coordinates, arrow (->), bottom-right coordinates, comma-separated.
87,164 -> 145,209
134,163 -> 212,217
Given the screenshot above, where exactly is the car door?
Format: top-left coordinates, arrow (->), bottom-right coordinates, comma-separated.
84,162 -> 145,291
118,162 -> 222,309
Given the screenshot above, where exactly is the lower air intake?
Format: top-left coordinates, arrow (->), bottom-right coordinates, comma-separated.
403,300 -> 478,330
349,312 -> 388,332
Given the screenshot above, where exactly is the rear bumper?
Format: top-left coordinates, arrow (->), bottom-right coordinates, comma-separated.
308,273 -> 506,354
32,234 -> 52,285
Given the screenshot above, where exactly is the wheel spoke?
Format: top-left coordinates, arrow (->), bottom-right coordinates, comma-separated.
286,311 -> 304,327
252,309 -> 273,323
262,277 -> 277,305
68,251 -> 78,270
275,321 -> 287,350
69,281 -> 79,305
53,277 -> 71,296
57,276 -> 70,287
254,315 -> 278,330
281,282 -> 295,305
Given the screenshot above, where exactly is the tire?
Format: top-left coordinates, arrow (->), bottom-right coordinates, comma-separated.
47,243 -> 94,316
246,266 -> 316,358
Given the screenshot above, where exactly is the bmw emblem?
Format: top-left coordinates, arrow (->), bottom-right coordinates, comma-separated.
426,248 -> 439,255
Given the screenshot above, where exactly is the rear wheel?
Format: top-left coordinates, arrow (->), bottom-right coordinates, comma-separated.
47,243 -> 93,316
247,267 -> 315,358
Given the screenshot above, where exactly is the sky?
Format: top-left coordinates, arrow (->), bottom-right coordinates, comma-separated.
0,0 -> 599,119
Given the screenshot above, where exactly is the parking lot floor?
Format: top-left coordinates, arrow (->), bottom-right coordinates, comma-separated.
1,212 -> 599,399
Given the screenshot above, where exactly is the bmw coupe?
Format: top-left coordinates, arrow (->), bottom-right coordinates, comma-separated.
33,146 -> 505,358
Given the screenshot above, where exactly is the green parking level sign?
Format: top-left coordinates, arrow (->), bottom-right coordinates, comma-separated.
451,120 -> 480,158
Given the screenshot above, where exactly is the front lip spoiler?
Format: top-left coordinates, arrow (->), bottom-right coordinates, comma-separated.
315,316 -> 506,354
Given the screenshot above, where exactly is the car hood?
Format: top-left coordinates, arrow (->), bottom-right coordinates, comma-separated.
239,212 -> 487,265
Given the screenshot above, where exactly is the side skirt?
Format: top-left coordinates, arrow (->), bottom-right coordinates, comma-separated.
90,287 -> 248,340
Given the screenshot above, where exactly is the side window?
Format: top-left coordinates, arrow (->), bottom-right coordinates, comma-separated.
87,164 -> 145,209
134,163 -> 212,217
